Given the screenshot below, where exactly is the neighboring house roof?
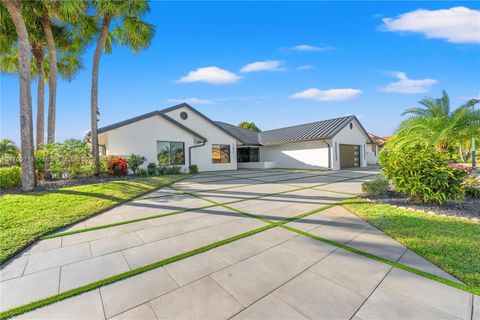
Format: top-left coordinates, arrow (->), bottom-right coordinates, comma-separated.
96,110 -> 207,141
214,121 -> 261,145
368,133 -> 388,146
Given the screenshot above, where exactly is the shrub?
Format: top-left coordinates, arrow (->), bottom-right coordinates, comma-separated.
108,157 -> 128,176
362,178 -> 389,196
450,163 -> 473,175
0,166 -> 21,189
127,154 -> 146,174
99,156 -> 111,175
156,166 -> 168,175
138,168 -> 148,177
167,166 -> 182,175
379,144 -> 465,203
463,175 -> 479,199
189,164 -> 199,174
147,163 -> 157,176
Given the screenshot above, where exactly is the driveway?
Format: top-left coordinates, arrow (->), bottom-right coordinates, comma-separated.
1,168 -> 478,319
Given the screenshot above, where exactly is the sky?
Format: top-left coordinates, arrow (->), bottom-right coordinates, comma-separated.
1,1 -> 480,144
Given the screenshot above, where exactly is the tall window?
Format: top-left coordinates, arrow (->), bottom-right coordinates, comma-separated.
212,144 -> 230,163
157,141 -> 185,165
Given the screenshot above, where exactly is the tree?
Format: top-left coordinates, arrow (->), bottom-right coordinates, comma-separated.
1,8 -> 84,150
239,121 -> 261,132
0,139 -> 19,164
392,90 -> 480,161
1,0 -> 35,190
89,0 -> 154,175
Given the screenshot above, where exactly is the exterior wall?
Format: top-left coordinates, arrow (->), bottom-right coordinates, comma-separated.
238,162 -> 276,169
99,116 -> 195,172
260,140 -> 331,169
366,144 -> 379,165
331,119 -> 370,170
163,106 -> 239,171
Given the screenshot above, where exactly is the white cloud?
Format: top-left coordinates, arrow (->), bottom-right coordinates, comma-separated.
297,65 -> 314,70
382,7 -> 480,44
168,98 -> 214,105
289,88 -> 363,101
240,60 -> 285,73
291,44 -> 332,52
178,66 -> 240,84
381,72 -> 437,94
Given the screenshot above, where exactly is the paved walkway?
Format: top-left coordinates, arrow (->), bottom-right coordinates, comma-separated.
1,168 -> 478,319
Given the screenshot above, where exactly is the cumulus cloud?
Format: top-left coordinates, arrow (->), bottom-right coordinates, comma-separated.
289,88 -> 363,101
178,66 -> 240,84
291,44 -> 332,52
381,72 -> 438,94
168,98 -> 214,105
240,60 -> 285,73
382,6 -> 480,44
297,65 -> 314,70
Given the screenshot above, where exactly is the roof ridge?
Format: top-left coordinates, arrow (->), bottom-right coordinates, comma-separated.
261,115 -> 354,134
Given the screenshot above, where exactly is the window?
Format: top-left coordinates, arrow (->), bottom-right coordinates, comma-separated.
237,147 -> 259,163
212,144 -> 230,163
157,141 -> 185,165
180,111 -> 188,120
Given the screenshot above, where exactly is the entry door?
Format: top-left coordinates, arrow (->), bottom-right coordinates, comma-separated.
339,144 -> 360,168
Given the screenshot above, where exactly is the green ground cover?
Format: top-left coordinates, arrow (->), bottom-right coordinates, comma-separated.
0,175 -> 185,262
343,199 -> 480,291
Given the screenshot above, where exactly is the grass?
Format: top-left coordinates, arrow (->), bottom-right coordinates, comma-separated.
0,175 -> 185,263
342,199 -> 480,291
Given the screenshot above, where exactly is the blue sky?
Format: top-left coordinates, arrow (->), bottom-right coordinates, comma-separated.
1,1 -> 479,144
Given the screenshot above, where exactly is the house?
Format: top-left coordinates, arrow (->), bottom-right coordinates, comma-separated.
93,103 -> 373,172
366,133 -> 389,165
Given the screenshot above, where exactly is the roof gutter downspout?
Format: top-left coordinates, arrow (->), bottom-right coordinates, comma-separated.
189,140 -> 207,167
321,139 -> 331,169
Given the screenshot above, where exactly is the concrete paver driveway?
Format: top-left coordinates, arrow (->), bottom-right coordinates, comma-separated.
1,168 -> 478,319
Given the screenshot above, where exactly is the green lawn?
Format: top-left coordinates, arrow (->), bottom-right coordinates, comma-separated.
0,175 -> 185,262
343,199 -> 480,291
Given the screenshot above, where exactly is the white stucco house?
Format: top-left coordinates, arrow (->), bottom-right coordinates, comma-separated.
91,103 -> 373,172
366,133 -> 389,165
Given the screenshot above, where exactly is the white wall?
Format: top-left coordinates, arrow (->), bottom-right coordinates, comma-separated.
366,144 -> 379,165
163,106 -> 239,171
100,115 -> 195,172
331,119 -> 370,170
260,140 -> 331,169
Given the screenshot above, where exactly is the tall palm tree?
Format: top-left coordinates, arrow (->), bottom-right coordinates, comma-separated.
1,12 -> 84,150
1,0 -> 35,190
89,0 -> 154,175
394,90 -> 480,159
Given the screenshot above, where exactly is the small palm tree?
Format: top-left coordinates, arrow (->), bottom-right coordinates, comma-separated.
393,90 -> 480,160
89,0 -> 155,175
0,139 -> 19,164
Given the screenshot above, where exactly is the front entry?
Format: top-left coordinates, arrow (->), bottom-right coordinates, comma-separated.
339,144 -> 360,168
237,147 -> 260,163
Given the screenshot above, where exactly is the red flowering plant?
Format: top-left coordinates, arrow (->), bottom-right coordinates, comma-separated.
108,157 -> 128,176
450,163 -> 473,175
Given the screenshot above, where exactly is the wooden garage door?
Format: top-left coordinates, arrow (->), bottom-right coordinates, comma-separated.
339,144 -> 360,169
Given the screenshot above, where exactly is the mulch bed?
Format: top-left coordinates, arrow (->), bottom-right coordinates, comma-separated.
0,175 -> 139,195
364,191 -> 480,221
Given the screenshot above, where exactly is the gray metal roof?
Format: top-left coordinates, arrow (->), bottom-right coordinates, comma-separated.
259,116 -> 358,145
214,121 -> 261,145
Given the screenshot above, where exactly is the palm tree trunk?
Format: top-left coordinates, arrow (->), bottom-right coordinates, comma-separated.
90,16 -> 111,175
459,144 -> 465,163
41,16 -> 57,144
3,0 -> 35,191
32,46 -> 45,150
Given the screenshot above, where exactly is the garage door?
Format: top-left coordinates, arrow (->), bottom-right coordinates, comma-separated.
339,144 -> 360,169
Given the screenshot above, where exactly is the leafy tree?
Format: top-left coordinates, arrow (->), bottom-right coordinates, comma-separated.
239,121 -> 261,132
1,0 -> 35,190
89,0 -> 155,175
392,90 -> 480,161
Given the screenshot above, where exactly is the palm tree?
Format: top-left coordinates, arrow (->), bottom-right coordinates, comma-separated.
1,13 -> 84,150
89,0 -> 154,175
0,139 -> 19,164
1,0 -> 35,190
394,90 -> 480,160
